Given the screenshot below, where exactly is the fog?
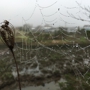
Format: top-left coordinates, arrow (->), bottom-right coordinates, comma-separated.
0,0 -> 90,27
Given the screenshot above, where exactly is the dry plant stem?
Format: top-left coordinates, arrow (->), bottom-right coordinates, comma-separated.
10,49 -> 21,90
0,20 -> 21,90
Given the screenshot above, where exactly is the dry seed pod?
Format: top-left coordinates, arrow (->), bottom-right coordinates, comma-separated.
0,20 -> 15,50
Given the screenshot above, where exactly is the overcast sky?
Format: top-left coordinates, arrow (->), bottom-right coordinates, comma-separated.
0,0 -> 90,27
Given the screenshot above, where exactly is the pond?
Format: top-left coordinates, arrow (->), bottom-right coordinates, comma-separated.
15,78 -> 66,90
15,81 -> 59,90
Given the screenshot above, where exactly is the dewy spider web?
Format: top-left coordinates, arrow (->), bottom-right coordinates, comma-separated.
0,0 -> 90,90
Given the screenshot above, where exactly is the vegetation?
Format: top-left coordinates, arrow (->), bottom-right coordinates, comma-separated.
0,25 -> 90,89
14,26 -> 90,46
59,74 -> 90,90
86,31 -> 90,39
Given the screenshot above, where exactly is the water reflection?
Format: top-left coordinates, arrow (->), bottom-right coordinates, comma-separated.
15,81 -> 59,90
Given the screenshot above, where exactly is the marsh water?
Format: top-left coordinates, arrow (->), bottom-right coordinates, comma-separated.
15,78 -> 66,90
15,82 -> 59,90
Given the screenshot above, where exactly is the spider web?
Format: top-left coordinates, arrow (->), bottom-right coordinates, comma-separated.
0,0 -> 90,90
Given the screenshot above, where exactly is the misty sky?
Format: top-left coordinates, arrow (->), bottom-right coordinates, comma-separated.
0,0 -> 90,27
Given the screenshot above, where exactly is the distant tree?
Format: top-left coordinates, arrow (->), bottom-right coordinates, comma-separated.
23,24 -> 33,32
35,25 -> 43,31
86,30 -> 90,39
44,24 -> 51,27
79,28 -> 85,36
65,2 -> 90,40
16,26 -> 23,31
77,26 -> 80,31
53,27 -> 68,40
67,2 -> 90,25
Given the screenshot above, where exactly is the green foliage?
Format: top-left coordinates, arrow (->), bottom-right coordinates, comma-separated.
59,74 -> 90,90
50,53 -> 62,61
1,72 -> 14,81
37,33 -> 50,41
0,60 -> 14,85
79,37 -> 87,43
80,29 -> 85,35
59,82 -> 65,87
87,31 -> 90,39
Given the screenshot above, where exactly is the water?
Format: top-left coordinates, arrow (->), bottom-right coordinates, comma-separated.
15,78 -> 66,90
12,56 -> 42,78
15,81 -> 59,90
